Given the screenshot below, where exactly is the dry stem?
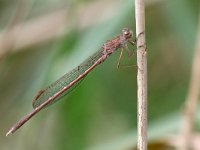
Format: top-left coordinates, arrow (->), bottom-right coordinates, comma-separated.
179,14 -> 200,150
134,0 -> 148,150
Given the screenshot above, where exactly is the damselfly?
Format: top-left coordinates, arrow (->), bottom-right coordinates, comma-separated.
6,28 -> 135,136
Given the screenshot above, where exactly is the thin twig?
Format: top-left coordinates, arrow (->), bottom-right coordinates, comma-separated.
179,14 -> 200,150
135,0 -> 147,150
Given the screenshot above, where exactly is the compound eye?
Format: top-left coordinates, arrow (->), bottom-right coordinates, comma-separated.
124,31 -> 129,35
122,28 -> 132,39
122,28 -> 129,34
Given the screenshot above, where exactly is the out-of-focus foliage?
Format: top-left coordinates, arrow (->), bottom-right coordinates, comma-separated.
0,0 -> 200,150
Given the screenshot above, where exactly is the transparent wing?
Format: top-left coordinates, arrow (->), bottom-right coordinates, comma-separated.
32,49 -> 104,108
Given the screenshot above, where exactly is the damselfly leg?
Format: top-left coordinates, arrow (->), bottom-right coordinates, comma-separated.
117,38 -> 137,68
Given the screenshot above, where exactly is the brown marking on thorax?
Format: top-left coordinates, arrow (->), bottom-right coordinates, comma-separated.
103,35 -> 122,52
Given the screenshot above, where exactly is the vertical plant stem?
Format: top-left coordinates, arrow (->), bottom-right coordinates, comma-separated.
134,0 -> 147,150
179,14 -> 200,150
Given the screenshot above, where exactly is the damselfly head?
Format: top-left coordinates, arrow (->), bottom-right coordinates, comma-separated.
122,28 -> 133,39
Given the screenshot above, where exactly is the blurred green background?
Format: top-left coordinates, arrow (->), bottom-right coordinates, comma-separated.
0,0 -> 200,149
